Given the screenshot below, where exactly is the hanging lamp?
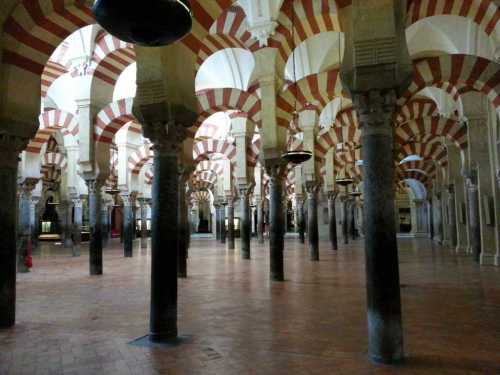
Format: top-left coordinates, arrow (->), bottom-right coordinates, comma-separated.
280,2 -> 312,166
336,166 -> 353,187
92,0 -> 193,46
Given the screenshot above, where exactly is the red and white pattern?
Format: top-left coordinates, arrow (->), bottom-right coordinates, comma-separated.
92,33 -> 136,86
94,98 -> 137,143
195,160 -> 224,176
193,88 -> 261,136
193,139 -> 237,163
399,55 -> 500,113
407,0 -> 500,37
196,6 -> 259,71
398,170 -> 432,187
25,109 -> 78,153
395,98 -> 439,124
398,140 -> 448,166
43,151 -> 67,170
395,116 -> 468,149
2,1 -> 94,75
128,144 -> 153,175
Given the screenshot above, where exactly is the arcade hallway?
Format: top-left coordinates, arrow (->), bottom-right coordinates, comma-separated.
0,238 -> 499,375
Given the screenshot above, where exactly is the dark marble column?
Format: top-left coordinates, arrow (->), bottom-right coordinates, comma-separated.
257,197 -> 265,244
268,165 -> 284,281
30,196 -> 41,252
355,90 -> 403,364
467,179 -> 481,262
447,185 -> 458,249
297,196 -> 305,244
214,203 -> 221,240
178,179 -> 188,278
72,198 -> 83,257
227,197 -> 235,249
0,144 -> 24,329
328,191 -> 338,250
350,200 -> 357,240
139,198 -> 149,249
428,199 -> 434,240
240,188 -> 251,259
306,184 -> 319,261
86,180 -> 103,275
122,193 -> 136,258
60,201 -> 73,249
149,135 -> 181,342
18,181 -> 36,273
101,204 -> 111,248
342,195 -> 349,245
220,202 -> 227,244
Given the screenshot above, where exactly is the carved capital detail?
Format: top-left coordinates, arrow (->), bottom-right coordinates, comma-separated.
353,89 -> 397,135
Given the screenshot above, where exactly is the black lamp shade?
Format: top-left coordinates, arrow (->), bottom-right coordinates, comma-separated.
92,0 -> 193,47
281,150 -> 312,165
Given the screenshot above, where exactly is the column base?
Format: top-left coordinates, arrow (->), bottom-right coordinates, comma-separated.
495,254 -> 500,266
455,245 -> 466,253
480,253 -> 497,266
130,334 -> 191,348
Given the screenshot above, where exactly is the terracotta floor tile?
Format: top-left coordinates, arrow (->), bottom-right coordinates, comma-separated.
1,237 -> 499,375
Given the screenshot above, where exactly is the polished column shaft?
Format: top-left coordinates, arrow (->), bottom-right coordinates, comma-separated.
227,199 -> 235,249
178,182 -> 188,278
328,193 -> 338,250
468,182 -> 481,262
122,195 -> 135,258
150,148 -> 179,342
298,198 -> 305,244
269,169 -> 284,281
72,198 -> 82,257
307,187 -> 319,261
356,91 -> 403,364
0,156 -> 20,328
87,181 -> 103,275
257,198 -> 264,244
140,199 -> 148,249
240,192 -> 251,259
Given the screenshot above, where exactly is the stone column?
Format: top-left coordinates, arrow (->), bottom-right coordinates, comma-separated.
428,199 -> 434,239
178,178 -> 188,278
354,90 -> 403,364
342,194 -> 349,245
328,191 -> 338,250
122,193 -> 136,258
297,195 -> 305,244
101,203 -> 111,248
139,198 -> 149,249
30,196 -> 40,252
447,185 -> 458,248
86,180 -> 103,275
267,165 -> 285,281
18,180 -> 37,273
60,201 -> 74,249
226,196 -> 235,249
220,202 -> 227,244
467,176 -> 482,262
72,197 -> 83,257
433,192 -> 443,244
256,197 -> 265,244
214,203 -> 221,240
306,183 -> 319,261
239,187 -> 251,259
0,136 -> 27,328
148,129 -> 183,342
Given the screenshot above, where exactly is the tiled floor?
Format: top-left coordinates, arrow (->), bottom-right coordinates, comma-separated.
1,237 -> 499,375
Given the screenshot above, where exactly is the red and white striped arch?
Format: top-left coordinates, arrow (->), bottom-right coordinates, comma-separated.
2,1 -> 94,75
196,6 -> 259,71
92,33 -> 136,86
398,140 -> 449,166
398,170 -> 432,187
395,116 -> 468,149
193,88 -> 261,135
270,0 -> 344,72
315,124 -> 360,160
193,139 -> 237,163
399,55 -> 500,113
128,144 -> 153,175
398,160 -> 437,177
395,98 -> 439,125
94,98 -> 137,143
195,170 -> 218,184
43,151 -> 67,170
25,109 -> 79,154
191,190 -> 211,203
145,169 -> 153,185
407,0 -> 500,37
195,160 -> 224,176
278,69 -> 344,128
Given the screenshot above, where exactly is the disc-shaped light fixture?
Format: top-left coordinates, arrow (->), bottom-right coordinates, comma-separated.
349,191 -> 362,197
336,169 -> 354,187
105,187 -> 121,195
281,150 -> 312,165
92,0 -> 193,46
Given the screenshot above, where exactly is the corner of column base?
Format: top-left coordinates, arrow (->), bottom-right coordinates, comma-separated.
0,320 -> 15,330
369,353 -> 404,366
480,253 -> 497,266
130,333 -> 190,348
271,274 -> 284,282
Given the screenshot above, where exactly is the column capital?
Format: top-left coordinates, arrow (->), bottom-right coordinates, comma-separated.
85,179 -> 104,194
0,133 -> 29,168
305,181 -> 320,195
327,191 -> 339,200
19,178 -> 39,197
353,89 -> 397,135
145,123 -> 187,157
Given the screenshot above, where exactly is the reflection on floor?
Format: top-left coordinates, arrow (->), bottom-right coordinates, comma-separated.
1,238 -> 499,374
